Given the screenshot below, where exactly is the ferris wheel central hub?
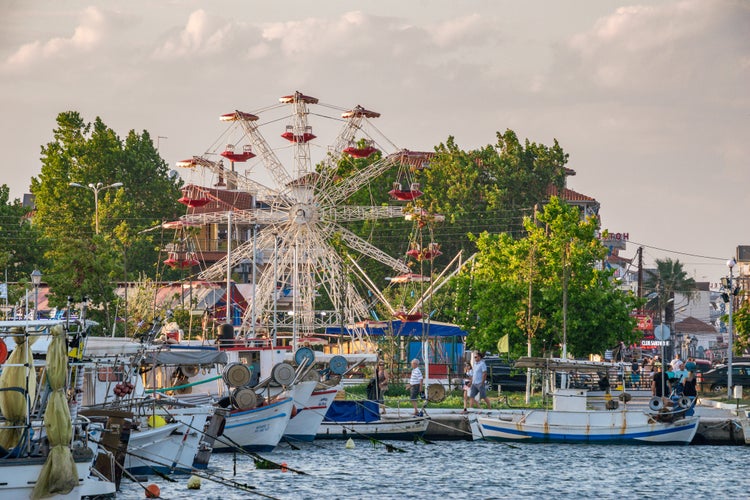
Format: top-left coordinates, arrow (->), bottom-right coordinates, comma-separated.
291,203 -> 318,225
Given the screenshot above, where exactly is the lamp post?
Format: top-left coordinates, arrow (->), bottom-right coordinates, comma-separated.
69,181 -> 124,234
727,257 -> 736,399
30,269 -> 41,319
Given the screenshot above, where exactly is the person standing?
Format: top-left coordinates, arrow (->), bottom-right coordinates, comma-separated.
468,352 -> 492,410
462,361 -> 473,413
652,363 -> 668,401
408,359 -> 424,416
376,360 -> 389,414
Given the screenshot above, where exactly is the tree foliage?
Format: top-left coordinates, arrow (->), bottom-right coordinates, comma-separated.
30,111 -> 184,329
642,258 -> 697,325
452,197 -> 639,358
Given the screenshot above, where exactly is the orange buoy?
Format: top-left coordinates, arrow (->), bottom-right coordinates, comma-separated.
281,462 -> 288,473
0,338 -> 7,364
145,484 -> 160,498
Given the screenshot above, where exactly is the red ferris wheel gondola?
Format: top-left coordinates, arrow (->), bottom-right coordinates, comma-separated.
388,182 -> 423,201
178,185 -> 212,208
220,144 -> 256,162
394,310 -> 424,322
281,125 -> 316,143
164,251 -> 200,269
343,140 -> 378,159
406,242 -> 442,262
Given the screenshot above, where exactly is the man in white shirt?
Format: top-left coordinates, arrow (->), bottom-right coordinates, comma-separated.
468,352 -> 492,410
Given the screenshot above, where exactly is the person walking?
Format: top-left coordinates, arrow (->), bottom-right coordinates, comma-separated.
468,352 -> 492,410
408,359 -> 424,416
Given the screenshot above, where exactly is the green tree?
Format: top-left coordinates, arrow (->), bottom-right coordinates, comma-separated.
453,197 -> 639,358
421,130 -> 568,264
642,258 -> 698,325
731,300 -> 750,355
30,111 -> 184,331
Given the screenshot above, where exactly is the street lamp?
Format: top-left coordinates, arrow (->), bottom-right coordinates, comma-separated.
727,257 -> 736,399
30,269 -> 41,319
69,181 -> 124,234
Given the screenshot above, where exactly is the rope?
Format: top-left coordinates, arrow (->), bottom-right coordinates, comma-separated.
91,436 -> 279,499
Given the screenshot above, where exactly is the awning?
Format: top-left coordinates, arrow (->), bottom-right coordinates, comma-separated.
143,348 -> 228,366
325,319 -> 466,337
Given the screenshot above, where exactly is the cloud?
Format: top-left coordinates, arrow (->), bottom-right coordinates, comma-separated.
152,9 -> 241,59
3,6 -> 107,70
555,0 -> 749,97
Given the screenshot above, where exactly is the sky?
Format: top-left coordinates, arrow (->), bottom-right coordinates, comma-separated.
1,0 -> 748,286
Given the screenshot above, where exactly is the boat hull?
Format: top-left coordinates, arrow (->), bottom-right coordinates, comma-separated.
284,386 -> 339,442
0,449 -> 105,500
478,410 -> 699,445
125,407 -> 211,475
213,397 -> 293,452
317,415 -> 430,440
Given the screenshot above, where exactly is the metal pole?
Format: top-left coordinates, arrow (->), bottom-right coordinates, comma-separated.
251,225 -> 258,336
93,184 -> 100,235
226,211 -> 232,326
728,258 -> 735,399
34,284 -> 39,320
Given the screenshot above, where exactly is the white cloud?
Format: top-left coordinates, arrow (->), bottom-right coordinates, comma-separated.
152,9 -> 240,59
3,6 -> 107,69
559,0 -> 749,95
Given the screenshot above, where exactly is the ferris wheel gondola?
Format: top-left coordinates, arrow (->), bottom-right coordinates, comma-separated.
173,91 -> 413,347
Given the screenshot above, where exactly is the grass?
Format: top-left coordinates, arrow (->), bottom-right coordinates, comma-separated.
343,383 -> 550,409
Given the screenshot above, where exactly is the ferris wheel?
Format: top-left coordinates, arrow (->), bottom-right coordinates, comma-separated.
175,91 -> 416,346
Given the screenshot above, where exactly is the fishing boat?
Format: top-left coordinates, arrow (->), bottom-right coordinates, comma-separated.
283,383 -> 341,442
478,387 -> 699,444
317,399 -> 430,440
0,320 -> 117,499
73,333 -> 218,474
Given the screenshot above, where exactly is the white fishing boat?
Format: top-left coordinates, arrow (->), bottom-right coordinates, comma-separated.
477,388 -> 699,444
284,384 -> 341,442
317,400 -> 430,440
0,319 -> 117,499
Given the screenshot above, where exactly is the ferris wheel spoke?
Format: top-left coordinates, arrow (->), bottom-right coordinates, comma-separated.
324,151 -> 403,206
325,205 -> 404,223
177,155 -> 281,201
333,224 -> 410,273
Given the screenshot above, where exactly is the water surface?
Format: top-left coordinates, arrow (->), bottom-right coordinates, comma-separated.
119,440 -> 749,499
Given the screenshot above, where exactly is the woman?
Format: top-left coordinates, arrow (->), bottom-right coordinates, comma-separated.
681,369 -> 698,398
462,361 -> 473,413
376,361 -> 389,414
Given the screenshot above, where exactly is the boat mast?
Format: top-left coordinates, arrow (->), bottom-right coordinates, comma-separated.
226,211 -> 232,327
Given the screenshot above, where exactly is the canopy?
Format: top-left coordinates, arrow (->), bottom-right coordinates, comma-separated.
143,348 -> 228,366
325,319 -> 466,338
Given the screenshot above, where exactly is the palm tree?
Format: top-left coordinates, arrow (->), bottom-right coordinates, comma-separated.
643,258 -> 698,325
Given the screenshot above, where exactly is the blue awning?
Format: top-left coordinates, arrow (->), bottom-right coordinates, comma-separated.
325,319 -> 466,337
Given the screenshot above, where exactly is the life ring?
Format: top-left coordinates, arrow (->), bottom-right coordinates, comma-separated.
649,397 -> 664,411
0,338 -> 7,364
271,362 -> 296,386
677,396 -> 691,409
222,362 -> 252,387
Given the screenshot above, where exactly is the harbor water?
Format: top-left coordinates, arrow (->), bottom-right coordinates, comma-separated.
118,440 -> 749,499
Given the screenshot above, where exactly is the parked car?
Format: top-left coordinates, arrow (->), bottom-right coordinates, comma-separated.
483,356 -> 528,391
699,362 -> 750,392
